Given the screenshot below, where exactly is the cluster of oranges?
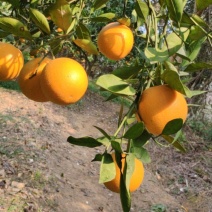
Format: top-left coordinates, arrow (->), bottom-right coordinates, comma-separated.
0,21 -> 188,194
97,22 -> 188,194
18,57 -> 88,105
0,43 -> 88,106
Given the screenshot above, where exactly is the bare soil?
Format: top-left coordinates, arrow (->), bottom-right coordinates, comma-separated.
0,86 -> 211,212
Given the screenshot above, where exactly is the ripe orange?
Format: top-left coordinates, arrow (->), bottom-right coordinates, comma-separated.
56,27 -> 63,33
97,22 -> 134,61
0,42 -> 24,81
40,57 -> 88,105
19,38 -> 26,43
138,85 -> 188,136
104,153 -> 144,193
17,57 -> 51,102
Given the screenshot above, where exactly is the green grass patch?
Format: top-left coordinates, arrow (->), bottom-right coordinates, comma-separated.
187,118 -> 212,142
0,81 -> 20,91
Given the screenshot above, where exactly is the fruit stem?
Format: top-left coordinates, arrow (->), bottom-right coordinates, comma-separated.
122,0 -> 128,16
148,0 -> 158,50
114,102 -> 136,137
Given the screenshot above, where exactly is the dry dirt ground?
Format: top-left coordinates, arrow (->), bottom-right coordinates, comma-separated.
0,85 -> 211,212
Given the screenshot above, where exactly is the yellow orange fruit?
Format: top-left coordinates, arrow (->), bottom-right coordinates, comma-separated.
18,57 -> 51,102
0,42 -> 24,81
138,85 -> 188,136
56,27 -> 63,33
97,22 -> 134,61
40,57 -> 88,105
19,38 -> 26,43
104,153 -> 144,193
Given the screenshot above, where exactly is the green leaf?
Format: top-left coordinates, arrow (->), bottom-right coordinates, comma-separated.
190,14 -> 209,29
70,3 -> 80,15
159,0 -> 165,5
112,65 -> 142,79
196,0 -> 212,11
48,0 -> 72,33
118,104 -> 124,126
91,153 -> 103,162
188,25 -> 205,41
133,147 -> 151,163
133,130 -> 151,147
67,136 -> 102,148
125,153 -> 135,191
96,136 -> 111,146
181,36 -> 207,67
73,39 -> 99,55
163,62 -> 205,97
162,61 -> 195,97
176,47 -> 191,61
124,122 -> 144,139
109,84 -> 129,92
0,0 -> 20,8
144,47 -> 169,63
135,0 -> 149,22
162,135 -> 186,152
29,8 -> 50,34
126,115 -> 137,125
91,13 -> 116,22
99,153 -> 116,183
184,62 -> 212,72
96,74 -> 136,96
120,172 -> 131,212
165,0 -> 187,23
120,154 -> 132,212
0,17 -> 32,40
94,126 -> 110,139
111,140 -> 122,153
187,90 -> 206,97
163,28 -> 190,51
49,38 -> 64,55
130,137 -> 151,163
75,23 -> 91,39
0,30 -> 10,38
180,12 -> 209,29
145,28 -> 189,63
66,18 -> 76,34
179,13 -> 194,27
92,0 -> 110,11
118,17 -> 131,26
104,93 -> 119,102
162,119 -> 184,135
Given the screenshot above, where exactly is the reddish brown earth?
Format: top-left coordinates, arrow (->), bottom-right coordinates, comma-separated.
0,86 -> 211,212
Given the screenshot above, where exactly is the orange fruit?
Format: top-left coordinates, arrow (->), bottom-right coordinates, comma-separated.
19,38 -> 26,43
56,27 -> 63,33
0,42 -> 24,81
138,85 -> 188,136
97,22 -> 134,61
40,57 -> 88,105
104,153 -> 144,193
17,57 -> 51,102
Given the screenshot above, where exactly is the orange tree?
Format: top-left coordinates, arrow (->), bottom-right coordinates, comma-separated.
0,0 -> 211,211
